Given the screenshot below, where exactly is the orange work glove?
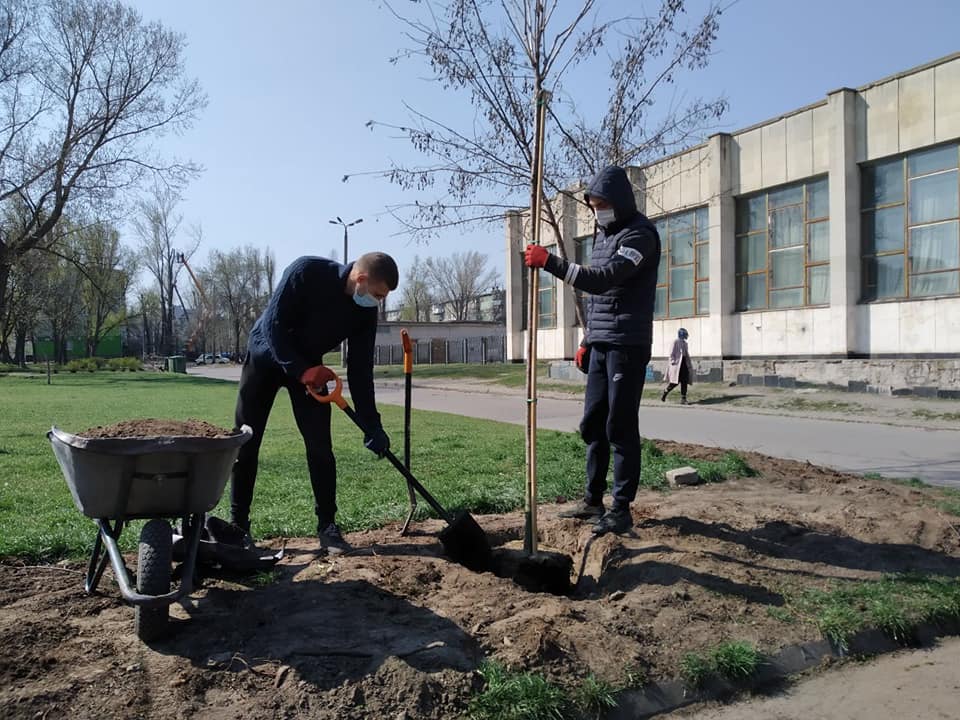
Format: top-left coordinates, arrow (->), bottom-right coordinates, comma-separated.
524,244 -> 549,268
300,365 -> 336,391
574,345 -> 590,374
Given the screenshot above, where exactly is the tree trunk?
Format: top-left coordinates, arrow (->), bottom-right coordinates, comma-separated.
0,256 -> 10,361
14,324 -> 26,366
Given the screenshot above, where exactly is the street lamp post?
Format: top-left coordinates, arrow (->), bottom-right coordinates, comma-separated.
329,216 -> 362,368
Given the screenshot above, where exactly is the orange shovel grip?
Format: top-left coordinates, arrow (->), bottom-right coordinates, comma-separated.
305,368 -> 347,409
401,329 -> 413,374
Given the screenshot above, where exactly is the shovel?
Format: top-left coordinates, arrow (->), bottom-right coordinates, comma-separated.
306,368 -> 493,572
399,329 -> 418,536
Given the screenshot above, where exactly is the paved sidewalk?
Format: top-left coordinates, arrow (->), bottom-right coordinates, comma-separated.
664,636 -> 960,720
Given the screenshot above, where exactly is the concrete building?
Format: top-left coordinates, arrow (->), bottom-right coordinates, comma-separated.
505,53 -> 960,391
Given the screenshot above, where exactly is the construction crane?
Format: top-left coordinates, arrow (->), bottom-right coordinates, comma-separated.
175,252 -> 212,356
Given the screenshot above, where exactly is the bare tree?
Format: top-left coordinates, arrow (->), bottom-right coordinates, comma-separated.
73,220 -> 136,356
355,0 -> 725,325
134,186 -> 197,355
399,254 -> 434,322
38,247 -> 84,363
424,251 -> 498,321
0,0 -> 205,343
205,245 -> 275,358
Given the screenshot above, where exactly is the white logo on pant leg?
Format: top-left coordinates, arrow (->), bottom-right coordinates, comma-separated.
613,373 -> 623,382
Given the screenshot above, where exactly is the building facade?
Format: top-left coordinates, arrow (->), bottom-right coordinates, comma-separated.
505,54 -> 960,388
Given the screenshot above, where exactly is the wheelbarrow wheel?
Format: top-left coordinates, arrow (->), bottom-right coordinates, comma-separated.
135,518 -> 172,642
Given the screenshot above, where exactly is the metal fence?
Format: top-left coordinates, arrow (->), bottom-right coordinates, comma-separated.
374,335 -> 506,365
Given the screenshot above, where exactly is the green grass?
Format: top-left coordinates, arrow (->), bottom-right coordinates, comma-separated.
681,640 -> 762,687
573,674 -> 617,718
786,574 -> 960,652
468,661 -> 567,720
778,397 -> 860,413
679,652 -> 714,687
0,372 -> 751,561
937,488 -> 960,516
912,408 -> 960,423
867,474 -> 960,517
640,443 -> 755,490
374,362 -> 536,386
250,569 -> 281,587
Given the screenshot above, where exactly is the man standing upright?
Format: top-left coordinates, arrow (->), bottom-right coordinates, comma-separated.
230,252 -> 399,555
525,165 -> 660,535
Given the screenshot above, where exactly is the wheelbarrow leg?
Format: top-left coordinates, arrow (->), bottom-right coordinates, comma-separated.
85,519 -> 122,594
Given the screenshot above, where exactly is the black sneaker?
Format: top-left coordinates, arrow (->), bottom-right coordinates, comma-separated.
318,522 -> 352,556
660,390 -> 667,402
681,396 -> 688,405
220,518 -> 255,550
592,507 -> 633,535
558,499 -> 605,520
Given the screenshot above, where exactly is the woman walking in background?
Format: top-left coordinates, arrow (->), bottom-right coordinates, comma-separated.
662,328 -> 693,404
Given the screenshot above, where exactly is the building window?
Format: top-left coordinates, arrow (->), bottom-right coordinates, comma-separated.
519,244 -> 558,329
735,177 -> 830,311
538,243 -> 557,328
653,207 -> 709,319
861,143 -> 960,301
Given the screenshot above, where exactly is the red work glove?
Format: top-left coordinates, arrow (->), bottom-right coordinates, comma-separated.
574,345 -> 590,374
300,365 -> 336,391
525,244 -> 549,268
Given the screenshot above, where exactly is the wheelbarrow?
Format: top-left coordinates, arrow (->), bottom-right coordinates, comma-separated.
47,424 -> 253,641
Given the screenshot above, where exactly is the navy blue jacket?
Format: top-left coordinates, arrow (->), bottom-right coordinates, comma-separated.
247,257 -> 381,429
543,166 -> 661,346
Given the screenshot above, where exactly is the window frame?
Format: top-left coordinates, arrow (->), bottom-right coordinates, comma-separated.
652,206 -> 710,319
735,176 -> 830,312
520,245 -> 558,330
860,142 -> 960,302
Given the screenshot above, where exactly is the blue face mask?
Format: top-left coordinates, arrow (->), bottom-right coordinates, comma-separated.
353,286 -> 380,308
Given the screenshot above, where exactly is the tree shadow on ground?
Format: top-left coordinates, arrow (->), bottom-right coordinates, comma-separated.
153,558 -> 482,691
690,393 -> 762,405
640,517 -> 960,576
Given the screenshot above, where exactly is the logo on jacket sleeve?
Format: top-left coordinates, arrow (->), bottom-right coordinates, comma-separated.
617,246 -> 644,265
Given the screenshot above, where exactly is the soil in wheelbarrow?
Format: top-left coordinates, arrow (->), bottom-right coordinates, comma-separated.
2,441 -> 960,720
77,418 -> 235,439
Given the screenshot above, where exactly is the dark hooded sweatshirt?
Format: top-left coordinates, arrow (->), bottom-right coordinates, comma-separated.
542,165 -> 661,346
246,257 -> 380,429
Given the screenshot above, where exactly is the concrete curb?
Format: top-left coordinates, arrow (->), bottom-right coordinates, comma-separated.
606,619 -> 960,720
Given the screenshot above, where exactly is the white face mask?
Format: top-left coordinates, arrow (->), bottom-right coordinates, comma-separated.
594,207 -> 616,227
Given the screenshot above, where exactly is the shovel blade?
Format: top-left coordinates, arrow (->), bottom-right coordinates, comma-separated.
438,510 -> 492,572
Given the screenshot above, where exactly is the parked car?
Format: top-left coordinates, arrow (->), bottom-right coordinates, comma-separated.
196,353 -> 215,365
215,353 -> 230,364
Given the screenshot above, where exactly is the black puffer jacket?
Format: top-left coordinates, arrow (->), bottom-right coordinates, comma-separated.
542,166 -> 661,346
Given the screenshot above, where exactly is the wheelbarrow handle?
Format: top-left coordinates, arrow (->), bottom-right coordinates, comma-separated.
306,366 -> 452,524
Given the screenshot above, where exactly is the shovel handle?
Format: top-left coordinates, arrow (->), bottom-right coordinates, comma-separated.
305,371 -> 347,409
306,366 -> 452,523
401,329 -> 413,374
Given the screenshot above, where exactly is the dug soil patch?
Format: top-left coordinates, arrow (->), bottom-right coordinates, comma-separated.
2,441 -> 959,719
76,418 -> 235,439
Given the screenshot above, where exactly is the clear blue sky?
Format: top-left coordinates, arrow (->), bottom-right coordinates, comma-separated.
128,0 -> 960,301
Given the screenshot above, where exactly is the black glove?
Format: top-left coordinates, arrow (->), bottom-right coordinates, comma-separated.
364,426 -> 390,457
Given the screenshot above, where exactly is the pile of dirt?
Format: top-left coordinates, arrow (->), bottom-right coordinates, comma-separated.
2,442 -> 959,719
77,418 -> 234,439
